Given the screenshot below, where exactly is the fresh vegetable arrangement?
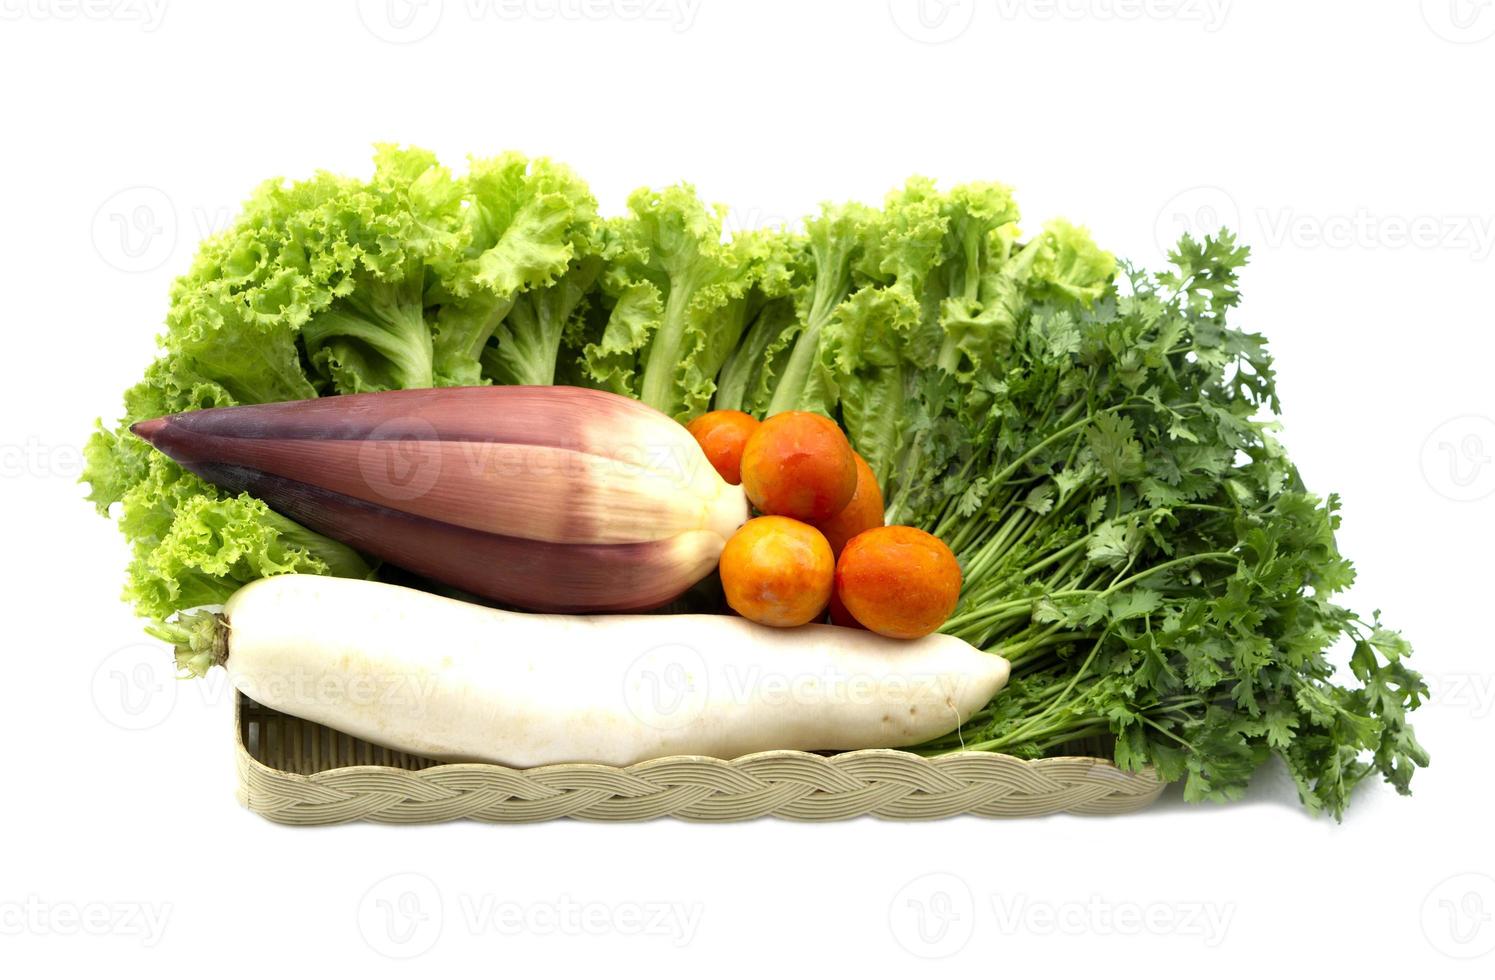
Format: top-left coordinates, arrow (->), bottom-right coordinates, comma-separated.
85,147 -> 1427,817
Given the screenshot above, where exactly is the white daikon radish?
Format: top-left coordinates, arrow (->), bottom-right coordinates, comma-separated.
168,575 -> 1010,767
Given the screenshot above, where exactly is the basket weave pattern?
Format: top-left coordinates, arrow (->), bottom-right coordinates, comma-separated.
236,695 -> 1164,824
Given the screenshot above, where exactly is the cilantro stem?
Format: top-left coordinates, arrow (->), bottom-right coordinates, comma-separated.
972,635 -> 1109,750
1019,537 -> 1088,577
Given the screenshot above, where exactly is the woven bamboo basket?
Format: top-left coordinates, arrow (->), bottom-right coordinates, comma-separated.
235,694 -> 1165,824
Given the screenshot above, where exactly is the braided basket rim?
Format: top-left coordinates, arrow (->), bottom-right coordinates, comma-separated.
233,694 -> 1165,824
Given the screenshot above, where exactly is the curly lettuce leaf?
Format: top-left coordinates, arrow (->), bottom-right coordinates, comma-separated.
928,182 -> 1024,380
824,285 -> 923,486
860,177 -> 948,287
713,297 -> 796,414
296,146 -> 464,392
582,185 -> 764,420
125,466 -> 371,621
85,147 -> 490,624
86,370 -> 372,621
483,254 -> 602,386
1031,218 -> 1116,305
85,429 -> 371,621
818,181 -> 955,487
763,203 -> 877,416
711,231 -> 798,414
433,154 -> 598,386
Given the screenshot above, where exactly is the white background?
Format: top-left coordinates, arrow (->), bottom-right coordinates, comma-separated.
2,0 -> 1492,974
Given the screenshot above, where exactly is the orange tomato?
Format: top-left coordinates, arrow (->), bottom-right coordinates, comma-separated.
686,409 -> 759,485
719,516 -> 834,627
826,586 -> 867,630
834,526 -> 962,639
815,451 -> 884,556
740,411 -> 856,523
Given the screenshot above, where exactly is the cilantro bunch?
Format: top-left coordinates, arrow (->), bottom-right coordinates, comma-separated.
902,235 -> 1427,817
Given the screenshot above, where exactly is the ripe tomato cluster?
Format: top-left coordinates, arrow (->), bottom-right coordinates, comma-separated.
688,410 -> 961,639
